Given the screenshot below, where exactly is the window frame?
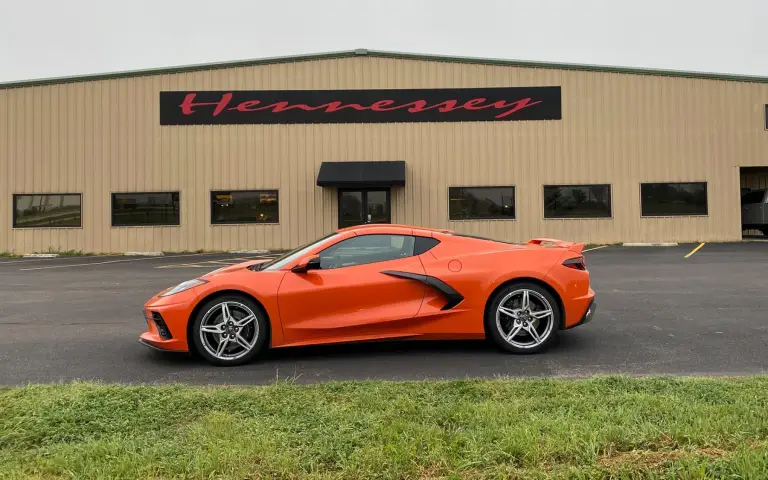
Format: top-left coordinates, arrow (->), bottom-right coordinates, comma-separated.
210,189 -> 280,225
110,191 -> 181,227
12,193 -> 83,229
447,185 -> 517,221
639,181 -> 709,218
542,183 -> 613,220
316,233 -> 417,270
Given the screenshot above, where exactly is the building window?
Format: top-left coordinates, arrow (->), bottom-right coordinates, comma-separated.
640,182 -> 708,217
544,184 -> 612,219
448,186 -> 515,220
112,192 -> 180,226
211,190 -> 279,224
13,194 -> 82,228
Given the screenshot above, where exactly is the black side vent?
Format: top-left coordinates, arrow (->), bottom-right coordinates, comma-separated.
151,312 -> 172,339
381,270 -> 464,310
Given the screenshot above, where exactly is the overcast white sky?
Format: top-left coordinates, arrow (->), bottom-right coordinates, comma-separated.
1,0 -> 766,83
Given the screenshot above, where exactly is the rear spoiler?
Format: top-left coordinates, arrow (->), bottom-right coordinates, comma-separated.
527,237 -> 585,254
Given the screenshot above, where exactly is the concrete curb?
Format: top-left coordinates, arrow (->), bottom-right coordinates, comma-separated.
23,253 -> 60,258
124,251 -> 164,257
622,242 -> 679,247
229,250 -> 270,254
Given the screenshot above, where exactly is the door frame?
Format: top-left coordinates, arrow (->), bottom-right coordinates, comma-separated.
337,188 -> 392,228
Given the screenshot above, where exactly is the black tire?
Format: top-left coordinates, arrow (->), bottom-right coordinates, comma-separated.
485,281 -> 561,354
190,294 -> 269,366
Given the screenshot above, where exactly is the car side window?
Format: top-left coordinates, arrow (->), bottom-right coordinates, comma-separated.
318,234 -> 416,269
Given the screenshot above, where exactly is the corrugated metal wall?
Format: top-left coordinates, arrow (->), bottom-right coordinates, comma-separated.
1,57 -> 768,254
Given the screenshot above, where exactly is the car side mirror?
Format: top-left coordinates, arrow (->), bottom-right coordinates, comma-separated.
291,255 -> 321,274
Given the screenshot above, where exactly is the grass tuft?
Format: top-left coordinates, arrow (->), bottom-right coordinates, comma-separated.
0,376 -> 766,478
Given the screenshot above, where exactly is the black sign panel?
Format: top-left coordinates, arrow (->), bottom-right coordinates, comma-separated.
159,87 -> 561,125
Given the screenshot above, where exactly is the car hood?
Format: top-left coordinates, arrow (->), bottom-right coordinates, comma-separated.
200,259 -> 272,278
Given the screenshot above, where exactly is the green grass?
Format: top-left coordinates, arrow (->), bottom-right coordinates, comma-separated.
1,377 -> 767,479
0,252 -> 21,258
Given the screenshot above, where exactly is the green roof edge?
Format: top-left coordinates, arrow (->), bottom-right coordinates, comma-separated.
2,48 -> 768,90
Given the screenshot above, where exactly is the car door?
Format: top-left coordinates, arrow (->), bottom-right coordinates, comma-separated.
277,234 -> 427,344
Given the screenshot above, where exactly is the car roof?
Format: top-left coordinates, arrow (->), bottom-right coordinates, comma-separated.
336,223 -> 453,236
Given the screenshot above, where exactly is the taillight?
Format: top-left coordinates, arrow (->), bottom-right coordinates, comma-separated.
563,256 -> 586,271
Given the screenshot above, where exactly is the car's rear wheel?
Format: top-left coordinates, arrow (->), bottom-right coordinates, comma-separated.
190,295 -> 269,366
485,282 -> 560,354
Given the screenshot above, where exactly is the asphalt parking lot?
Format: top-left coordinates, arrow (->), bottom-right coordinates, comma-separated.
1,242 -> 767,385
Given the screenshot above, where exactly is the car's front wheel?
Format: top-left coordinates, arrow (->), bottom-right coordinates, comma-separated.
485,282 -> 561,354
190,295 -> 269,366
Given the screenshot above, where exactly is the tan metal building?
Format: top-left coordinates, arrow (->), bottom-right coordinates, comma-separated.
1,49 -> 767,255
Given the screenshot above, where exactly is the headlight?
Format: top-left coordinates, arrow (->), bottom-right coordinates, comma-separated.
160,279 -> 208,297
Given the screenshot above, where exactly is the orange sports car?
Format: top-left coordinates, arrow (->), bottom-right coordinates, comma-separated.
139,224 -> 596,366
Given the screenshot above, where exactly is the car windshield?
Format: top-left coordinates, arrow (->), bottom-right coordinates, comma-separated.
256,233 -> 340,271
741,190 -> 767,205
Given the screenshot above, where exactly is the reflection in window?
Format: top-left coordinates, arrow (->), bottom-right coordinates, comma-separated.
741,190 -> 766,205
448,186 -> 515,220
319,234 -> 416,269
544,185 -> 612,218
112,192 -> 180,226
13,194 -> 82,228
640,182 -> 708,216
211,190 -> 279,224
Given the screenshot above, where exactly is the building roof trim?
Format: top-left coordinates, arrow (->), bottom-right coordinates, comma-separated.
2,48 -> 768,90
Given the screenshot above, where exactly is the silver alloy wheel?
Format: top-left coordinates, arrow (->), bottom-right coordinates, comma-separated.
495,288 -> 555,349
199,301 -> 259,361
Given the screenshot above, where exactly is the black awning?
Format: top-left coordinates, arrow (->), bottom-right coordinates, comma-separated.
316,161 -> 406,188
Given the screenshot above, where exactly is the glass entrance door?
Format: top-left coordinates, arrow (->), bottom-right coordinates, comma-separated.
338,189 -> 391,228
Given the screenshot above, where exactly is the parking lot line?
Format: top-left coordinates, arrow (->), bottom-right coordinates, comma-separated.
583,245 -> 610,253
16,253 -> 235,271
154,256 -> 277,269
156,263 -> 213,268
684,242 -> 706,258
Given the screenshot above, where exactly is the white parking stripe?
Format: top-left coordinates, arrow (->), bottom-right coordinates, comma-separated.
17,252 -> 240,271
583,245 -> 610,253
0,256 -> 114,265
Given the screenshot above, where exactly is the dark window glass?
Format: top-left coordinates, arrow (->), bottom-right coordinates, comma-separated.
640,182 -> 708,216
211,190 -> 279,224
544,185 -> 612,219
112,192 -> 180,226
448,186 -> 515,220
414,237 -> 440,255
318,234 -> 416,269
13,194 -> 82,228
741,190 -> 766,205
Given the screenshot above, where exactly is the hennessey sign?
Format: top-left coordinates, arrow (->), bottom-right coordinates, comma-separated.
159,87 -> 562,125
